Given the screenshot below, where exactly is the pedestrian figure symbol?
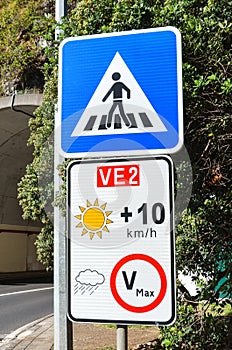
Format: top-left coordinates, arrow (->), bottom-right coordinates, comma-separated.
102,72 -> 131,128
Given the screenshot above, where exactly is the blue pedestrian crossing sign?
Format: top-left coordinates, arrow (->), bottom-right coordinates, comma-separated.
58,27 -> 183,158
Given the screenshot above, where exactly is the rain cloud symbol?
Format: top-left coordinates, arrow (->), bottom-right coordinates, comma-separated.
74,269 -> 105,295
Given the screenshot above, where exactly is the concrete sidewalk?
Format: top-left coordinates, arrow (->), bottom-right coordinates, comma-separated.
0,271 -> 159,349
0,315 -> 53,350
0,314 -> 160,350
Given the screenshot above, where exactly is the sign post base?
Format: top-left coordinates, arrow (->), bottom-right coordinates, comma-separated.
117,325 -> 128,350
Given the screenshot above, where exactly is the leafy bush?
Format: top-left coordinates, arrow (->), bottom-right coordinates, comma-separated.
156,301 -> 229,349
0,0 -> 54,95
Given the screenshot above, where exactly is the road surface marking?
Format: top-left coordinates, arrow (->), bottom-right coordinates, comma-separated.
0,286 -> 54,297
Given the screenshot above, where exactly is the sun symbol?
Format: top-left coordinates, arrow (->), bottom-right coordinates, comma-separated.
75,199 -> 113,239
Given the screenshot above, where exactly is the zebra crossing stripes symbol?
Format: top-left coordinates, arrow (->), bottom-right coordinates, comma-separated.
84,112 -> 153,132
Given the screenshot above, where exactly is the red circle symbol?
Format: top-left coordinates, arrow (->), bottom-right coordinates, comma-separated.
110,254 -> 167,313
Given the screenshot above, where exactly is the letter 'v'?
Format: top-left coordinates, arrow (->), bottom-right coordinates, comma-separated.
122,271 -> 137,290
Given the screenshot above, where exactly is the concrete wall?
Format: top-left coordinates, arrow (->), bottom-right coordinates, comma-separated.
0,227 -> 43,272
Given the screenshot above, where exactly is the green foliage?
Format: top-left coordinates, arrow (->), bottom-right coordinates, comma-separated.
59,0 -> 155,36
109,0 -> 154,32
176,197 -> 231,292
0,0 -> 54,95
17,78 -> 56,269
18,163 -> 43,221
156,302 -> 229,349
34,223 -> 54,271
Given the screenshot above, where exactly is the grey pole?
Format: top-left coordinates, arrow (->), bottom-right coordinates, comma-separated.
117,325 -> 128,350
54,121 -> 69,350
54,1 -> 70,350
55,0 -> 67,23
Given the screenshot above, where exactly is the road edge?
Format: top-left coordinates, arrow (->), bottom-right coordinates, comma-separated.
1,313 -> 53,344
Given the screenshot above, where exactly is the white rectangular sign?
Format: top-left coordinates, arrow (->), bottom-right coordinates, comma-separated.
68,156 -> 175,325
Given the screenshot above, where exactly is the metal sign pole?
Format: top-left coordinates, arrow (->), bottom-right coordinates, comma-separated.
55,0 -> 67,21
53,148 -> 73,350
117,325 -> 128,350
54,2 -> 69,350
54,147 -> 68,350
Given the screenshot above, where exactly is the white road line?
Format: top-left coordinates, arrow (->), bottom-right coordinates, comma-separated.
0,286 -> 54,297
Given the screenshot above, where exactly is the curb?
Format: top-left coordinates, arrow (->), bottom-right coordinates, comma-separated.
0,271 -> 53,284
1,314 -> 53,345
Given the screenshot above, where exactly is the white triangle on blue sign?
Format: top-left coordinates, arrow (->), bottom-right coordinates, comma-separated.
71,52 -> 167,136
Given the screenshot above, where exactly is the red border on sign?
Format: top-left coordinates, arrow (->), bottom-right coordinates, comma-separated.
110,254 -> 167,313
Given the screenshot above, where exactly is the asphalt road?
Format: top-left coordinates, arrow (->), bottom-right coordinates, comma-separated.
0,278 -> 53,338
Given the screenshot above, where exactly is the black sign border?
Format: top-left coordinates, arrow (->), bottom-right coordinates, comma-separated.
67,155 -> 175,326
